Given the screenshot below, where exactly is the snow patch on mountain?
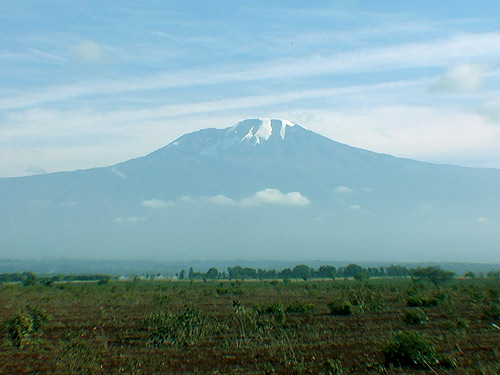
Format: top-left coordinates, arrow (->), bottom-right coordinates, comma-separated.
232,118 -> 298,145
280,119 -> 296,139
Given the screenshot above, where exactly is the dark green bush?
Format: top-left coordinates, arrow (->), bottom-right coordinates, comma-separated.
328,300 -> 353,316
383,331 -> 437,368
254,301 -> 285,315
7,306 -> 48,348
146,306 -> 207,346
406,295 -> 438,307
403,308 -> 428,325
324,358 -> 343,374
285,301 -> 316,314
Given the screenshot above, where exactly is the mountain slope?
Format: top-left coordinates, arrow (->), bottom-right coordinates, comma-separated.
1,119 -> 499,262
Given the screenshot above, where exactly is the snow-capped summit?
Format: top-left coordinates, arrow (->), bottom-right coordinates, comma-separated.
226,118 -> 300,145
163,118 -> 307,156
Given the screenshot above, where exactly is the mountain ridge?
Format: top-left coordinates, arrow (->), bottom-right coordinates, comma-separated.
0,118 -> 499,262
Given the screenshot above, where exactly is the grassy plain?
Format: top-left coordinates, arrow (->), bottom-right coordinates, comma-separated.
0,277 -> 499,374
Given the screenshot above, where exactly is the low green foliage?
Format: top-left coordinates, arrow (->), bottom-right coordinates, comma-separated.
383,331 -> 437,368
383,331 -> 456,369
328,300 -> 353,316
146,305 -> 207,346
254,301 -> 285,315
323,358 -> 343,374
406,294 -> 438,307
403,308 -> 428,325
285,301 -> 316,314
7,305 -> 49,348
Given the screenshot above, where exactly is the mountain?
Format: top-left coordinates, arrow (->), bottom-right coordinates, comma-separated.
1,118 -> 499,262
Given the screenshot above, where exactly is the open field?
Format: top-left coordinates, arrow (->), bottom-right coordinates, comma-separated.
0,278 -> 499,374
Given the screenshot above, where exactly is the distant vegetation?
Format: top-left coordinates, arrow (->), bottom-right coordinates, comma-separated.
0,267 -> 499,373
2,264 -> 500,287
180,263 -> 410,281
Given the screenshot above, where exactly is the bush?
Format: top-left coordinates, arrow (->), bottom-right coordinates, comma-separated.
383,331 -> 437,368
254,301 -> 286,325
324,358 -> 343,374
7,306 -> 48,348
285,301 -> 316,314
328,300 -> 353,316
97,276 -> 110,286
254,301 -> 285,315
403,308 -> 428,325
406,295 -> 438,307
146,306 -> 207,346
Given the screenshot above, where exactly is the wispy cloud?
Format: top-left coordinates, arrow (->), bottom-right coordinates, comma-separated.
349,204 -> 361,210
203,194 -> 237,206
24,166 -> 47,175
2,32 -> 500,111
115,216 -> 146,223
477,101 -> 500,124
110,167 -> 126,179
430,63 -> 486,93
477,217 -> 488,223
73,40 -> 111,64
141,199 -> 175,208
335,186 -> 352,193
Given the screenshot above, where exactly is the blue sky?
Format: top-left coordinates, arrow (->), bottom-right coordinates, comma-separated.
2,0 -> 500,177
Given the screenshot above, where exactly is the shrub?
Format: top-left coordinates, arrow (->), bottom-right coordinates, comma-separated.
7,306 -> 48,348
403,308 -> 428,325
324,358 -> 343,374
406,295 -> 438,307
97,276 -> 110,286
285,301 -> 316,314
328,300 -> 353,316
383,331 -> 437,368
255,301 -> 285,315
146,306 -> 207,346
254,301 -> 286,325
455,318 -> 470,329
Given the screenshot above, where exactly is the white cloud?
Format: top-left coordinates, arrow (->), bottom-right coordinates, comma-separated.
4,32 -> 500,111
74,40 -> 110,64
335,186 -> 352,193
24,166 -> 47,175
478,101 -> 500,124
478,217 -> 488,223
349,204 -> 361,210
203,194 -> 237,205
110,167 -> 126,179
204,189 -> 311,207
363,187 -> 375,193
142,199 -> 174,208
115,216 -> 146,223
242,188 -> 311,207
179,195 -> 194,203
284,106 -> 500,168
430,63 -> 486,93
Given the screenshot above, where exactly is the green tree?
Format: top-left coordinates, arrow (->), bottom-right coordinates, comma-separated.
411,267 -> 454,286
178,269 -> 186,280
293,264 -> 312,281
317,265 -> 336,280
206,267 -> 219,279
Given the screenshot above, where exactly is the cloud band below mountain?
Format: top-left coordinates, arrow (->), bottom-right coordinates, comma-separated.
204,188 -> 311,207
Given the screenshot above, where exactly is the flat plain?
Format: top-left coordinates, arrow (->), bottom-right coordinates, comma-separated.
0,277 -> 499,374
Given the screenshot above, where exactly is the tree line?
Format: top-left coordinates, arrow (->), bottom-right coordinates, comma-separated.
178,263 -> 412,281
